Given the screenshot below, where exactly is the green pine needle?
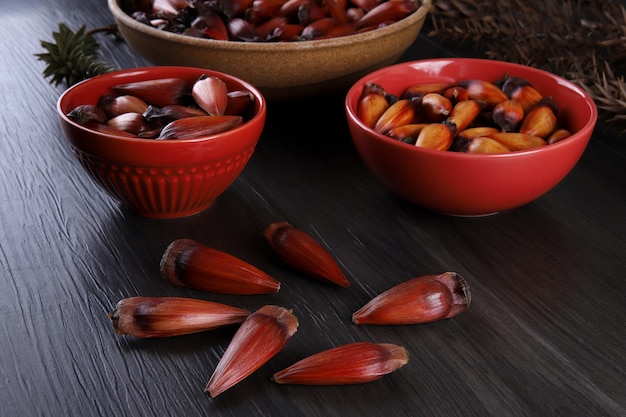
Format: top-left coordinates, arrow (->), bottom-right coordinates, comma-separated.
35,23 -> 116,87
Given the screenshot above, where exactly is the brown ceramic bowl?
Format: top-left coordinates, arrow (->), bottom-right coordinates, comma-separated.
57,66 -> 266,219
108,0 -> 431,100
346,58 -> 598,216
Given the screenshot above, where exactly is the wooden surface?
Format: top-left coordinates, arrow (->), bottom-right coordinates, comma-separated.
1,1 -> 625,416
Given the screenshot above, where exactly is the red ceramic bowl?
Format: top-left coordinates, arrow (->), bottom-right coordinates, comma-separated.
345,58 -> 598,216
58,66 -> 266,218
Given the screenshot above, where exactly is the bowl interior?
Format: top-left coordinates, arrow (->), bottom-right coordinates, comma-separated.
108,0 -> 432,100
347,58 -> 597,138
59,66 -> 265,123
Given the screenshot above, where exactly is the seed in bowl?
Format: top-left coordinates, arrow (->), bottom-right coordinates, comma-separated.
356,75 -> 572,154
66,74 -> 255,139
124,0 -> 423,42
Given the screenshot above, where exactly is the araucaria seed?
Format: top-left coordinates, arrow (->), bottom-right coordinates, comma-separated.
457,127 -> 500,141
352,272 -> 471,325
358,92 -> 389,129
157,115 -> 243,139
466,137 -> 511,154
192,75 -> 228,116
443,86 -> 469,103
272,342 -> 409,385
492,99 -> 524,132
486,132 -> 547,151
357,0 -> 419,28
160,239 -> 280,295
106,112 -> 151,135
459,79 -> 508,107
205,305 -> 299,397
264,222 -> 349,287
444,99 -> 483,133
419,93 -> 452,123
143,104 -> 207,122
501,76 -> 543,113
414,123 -> 454,151
111,77 -> 187,107
401,82 -> 452,100
66,104 -> 107,125
387,123 -> 427,143
108,296 -> 250,338
373,99 -> 416,135
98,94 -> 149,118
547,128 -> 571,144
225,90 -> 255,116
519,99 -> 558,139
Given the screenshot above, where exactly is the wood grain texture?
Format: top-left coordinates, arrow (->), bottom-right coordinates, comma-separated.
0,1 -> 624,416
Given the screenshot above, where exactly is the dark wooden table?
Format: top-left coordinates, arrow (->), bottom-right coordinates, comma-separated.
2,1 -> 625,416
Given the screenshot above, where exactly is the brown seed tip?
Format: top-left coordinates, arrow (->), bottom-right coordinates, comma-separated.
352,272 -> 471,325
272,342 -> 408,385
264,222 -> 349,288
160,239 -> 280,295
205,305 -> 299,397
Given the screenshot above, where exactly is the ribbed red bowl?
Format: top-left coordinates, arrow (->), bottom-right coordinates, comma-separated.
58,66 -> 266,218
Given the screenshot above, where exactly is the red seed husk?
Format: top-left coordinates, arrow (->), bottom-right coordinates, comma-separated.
264,222 -> 349,288
160,239 -> 281,295
272,342 -> 409,385
66,104 -> 108,124
357,0 -> 418,28
352,272 -> 471,325
205,305 -> 299,397
225,90 -> 255,116
99,94 -> 149,118
110,77 -> 187,107
108,296 -> 250,338
157,115 -> 243,140
192,75 -> 228,116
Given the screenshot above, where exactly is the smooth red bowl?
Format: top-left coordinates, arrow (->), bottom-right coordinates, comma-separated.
58,66 -> 266,218
345,58 -> 598,216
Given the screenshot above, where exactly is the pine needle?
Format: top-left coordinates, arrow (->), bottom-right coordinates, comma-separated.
35,23 -> 116,87
427,0 -> 626,133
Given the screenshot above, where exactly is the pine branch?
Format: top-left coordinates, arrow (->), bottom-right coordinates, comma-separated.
427,0 -> 626,134
35,23 -> 116,87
